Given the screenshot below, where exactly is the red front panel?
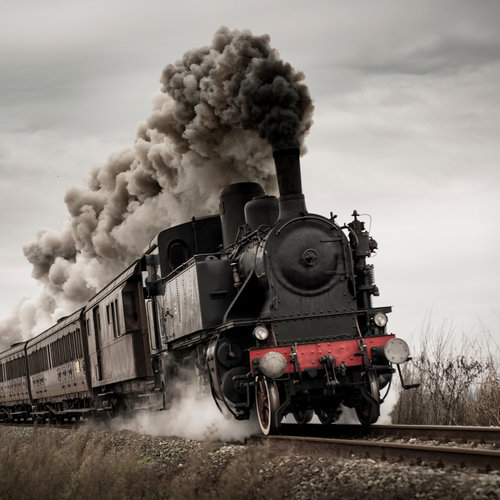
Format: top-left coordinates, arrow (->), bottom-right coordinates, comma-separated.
249,335 -> 395,376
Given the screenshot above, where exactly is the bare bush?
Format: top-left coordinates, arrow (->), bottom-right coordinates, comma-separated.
465,357 -> 500,426
391,320 -> 500,426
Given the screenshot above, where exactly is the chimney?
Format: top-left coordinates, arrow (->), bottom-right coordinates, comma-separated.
273,147 -> 307,220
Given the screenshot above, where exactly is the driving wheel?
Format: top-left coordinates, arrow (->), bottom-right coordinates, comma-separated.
255,376 -> 281,435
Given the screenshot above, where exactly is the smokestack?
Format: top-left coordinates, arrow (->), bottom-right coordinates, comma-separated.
273,148 -> 307,220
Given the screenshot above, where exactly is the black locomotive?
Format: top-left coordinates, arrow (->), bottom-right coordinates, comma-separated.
0,147 -> 415,434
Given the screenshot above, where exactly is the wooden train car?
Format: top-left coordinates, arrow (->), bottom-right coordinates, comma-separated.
26,309 -> 91,422
0,342 -> 30,421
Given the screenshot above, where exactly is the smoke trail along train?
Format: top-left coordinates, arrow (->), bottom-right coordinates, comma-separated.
0,27 -> 313,348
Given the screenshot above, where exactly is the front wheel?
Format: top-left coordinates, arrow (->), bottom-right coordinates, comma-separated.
255,377 -> 281,435
355,370 -> 380,426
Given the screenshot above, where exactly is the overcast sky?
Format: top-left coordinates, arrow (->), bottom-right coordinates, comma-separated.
1,0 -> 499,349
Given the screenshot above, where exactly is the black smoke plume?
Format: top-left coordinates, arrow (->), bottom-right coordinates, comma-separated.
0,27 -> 313,348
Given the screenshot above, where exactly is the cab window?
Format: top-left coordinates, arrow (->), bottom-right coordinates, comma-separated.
122,291 -> 140,331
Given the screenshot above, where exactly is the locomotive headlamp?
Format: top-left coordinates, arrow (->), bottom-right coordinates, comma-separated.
384,338 -> 410,364
258,351 -> 288,379
373,312 -> 388,327
253,325 -> 269,341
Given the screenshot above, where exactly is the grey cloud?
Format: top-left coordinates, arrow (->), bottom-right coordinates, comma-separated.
354,35 -> 500,76
0,51 -> 155,135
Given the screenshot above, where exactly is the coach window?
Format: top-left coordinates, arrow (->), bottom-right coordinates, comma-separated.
51,342 -> 57,367
29,352 -> 36,374
63,335 -> 68,364
111,300 -> 118,338
70,333 -> 75,361
75,329 -> 82,358
50,343 -> 56,367
42,346 -> 48,371
123,291 -> 140,331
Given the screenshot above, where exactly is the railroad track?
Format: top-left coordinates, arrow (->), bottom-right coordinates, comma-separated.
279,423 -> 500,444
249,424 -> 500,471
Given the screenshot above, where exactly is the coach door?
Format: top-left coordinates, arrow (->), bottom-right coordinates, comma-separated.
92,306 -> 103,381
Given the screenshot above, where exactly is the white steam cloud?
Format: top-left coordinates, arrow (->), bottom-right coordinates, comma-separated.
108,379 -> 259,442
0,27 -> 313,349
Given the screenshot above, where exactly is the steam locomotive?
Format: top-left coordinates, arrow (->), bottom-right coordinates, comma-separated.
0,148 -> 415,434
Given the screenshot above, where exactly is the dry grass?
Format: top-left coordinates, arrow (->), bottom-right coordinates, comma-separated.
0,428 -> 285,500
390,320 -> 500,426
0,429 -> 165,499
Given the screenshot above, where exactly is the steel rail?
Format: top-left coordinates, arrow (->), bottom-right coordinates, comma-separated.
249,433 -> 500,471
279,423 -> 500,444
